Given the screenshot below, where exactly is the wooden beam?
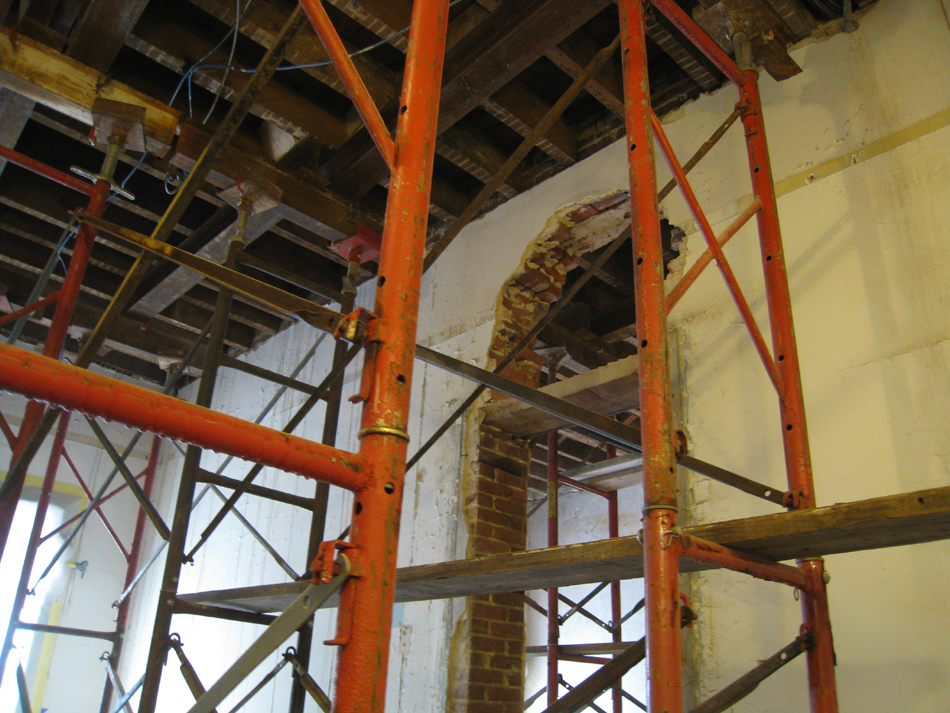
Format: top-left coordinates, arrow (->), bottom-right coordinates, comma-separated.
127,7 -> 351,149
484,81 -> 577,165
547,30 -> 625,117
645,11 -> 722,91
0,30 -> 180,154
483,355 -> 639,437
131,207 -> 285,318
172,121 -> 382,239
180,485 -> 950,613
322,0 -> 611,199
331,0 -> 578,166
65,0 -> 150,72
188,0 -> 400,107
0,88 -> 35,178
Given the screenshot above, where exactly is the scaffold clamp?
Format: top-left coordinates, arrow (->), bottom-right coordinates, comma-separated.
312,540 -> 355,585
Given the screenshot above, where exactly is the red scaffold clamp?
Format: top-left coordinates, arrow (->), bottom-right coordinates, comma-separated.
334,306 -> 377,344
312,540 -> 355,585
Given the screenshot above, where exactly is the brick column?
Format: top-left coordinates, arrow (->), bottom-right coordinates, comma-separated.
447,192 -> 629,713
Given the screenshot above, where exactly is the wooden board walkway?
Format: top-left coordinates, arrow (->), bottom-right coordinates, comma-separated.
180,485 -> 950,614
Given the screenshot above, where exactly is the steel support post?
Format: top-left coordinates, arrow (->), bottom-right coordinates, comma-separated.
0,178 -> 109,561
100,433 -> 163,713
546,426 -> 560,705
289,266 -> 357,713
138,239 -> 243,713
738,73 -> 837,711
332,1 -> 449,711
607,447 -> 622,713
619,1 -> 682,711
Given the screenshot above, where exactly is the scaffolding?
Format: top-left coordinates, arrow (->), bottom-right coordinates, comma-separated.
1,1 -> 947,713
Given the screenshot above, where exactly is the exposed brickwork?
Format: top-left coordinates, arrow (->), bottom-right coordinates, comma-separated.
447,192 -> 630,713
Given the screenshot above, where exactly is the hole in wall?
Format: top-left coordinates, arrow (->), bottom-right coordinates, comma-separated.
397,374 -> 406,384
355,501 -> 363,515
384,482 -> 395,494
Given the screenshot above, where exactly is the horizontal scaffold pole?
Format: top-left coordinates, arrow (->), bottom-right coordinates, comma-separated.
0,343 -> 367,491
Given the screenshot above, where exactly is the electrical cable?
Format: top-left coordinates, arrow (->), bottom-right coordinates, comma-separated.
202,0 -> 244,123
174,0 -> 467,119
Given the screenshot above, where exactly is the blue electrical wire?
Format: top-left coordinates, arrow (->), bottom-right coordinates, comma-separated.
107,149 -> 148,202
174,0 -> 466,120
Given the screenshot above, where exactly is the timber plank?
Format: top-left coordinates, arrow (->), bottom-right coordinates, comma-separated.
66,0 -> 151,72
483,355 -> 639,436
180,485 -> 950,613
0,30 -> 180,154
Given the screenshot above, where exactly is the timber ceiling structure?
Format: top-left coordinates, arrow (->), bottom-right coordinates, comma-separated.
0,0 -> 865,429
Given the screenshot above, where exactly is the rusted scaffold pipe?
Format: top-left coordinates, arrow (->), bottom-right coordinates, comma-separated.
0,167 -> 108,556
332,1 -> 449,710
618,1 -> 682,710
735,46 -> 838,713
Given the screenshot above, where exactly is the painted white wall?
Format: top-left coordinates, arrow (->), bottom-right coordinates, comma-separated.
432,0 -> 950,710
1,379 -> 152,712
100,0 -> 950,711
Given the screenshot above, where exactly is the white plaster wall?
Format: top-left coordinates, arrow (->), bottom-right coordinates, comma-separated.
1,382 -> 151,712
431,0 -> 950,710
98,1 -> 950,711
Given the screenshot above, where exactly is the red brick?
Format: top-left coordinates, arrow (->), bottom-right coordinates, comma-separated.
471,537 -> 510,555
479,478 -> 514,498
471,635 -> 507,653
470,617 -> 491,635
479,508 -> 518,528
489,655 -> 521,671
535,286 -> 561,303
473,520 -> 494,538
512,269 -> 550,293
493,469 -> 526,489
472,602 -> 509,622
493,497 -> 525,516
470,667 -> 505,684
488,687 -> 522,703
467,683 -> 489,701
490,621 -> 523,639
491,593 -> 524,607
567,204 -> 600,223
491,527 -> 525,548
506,639 -> 524,654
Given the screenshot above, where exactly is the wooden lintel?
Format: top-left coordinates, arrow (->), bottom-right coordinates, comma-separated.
483,355 -> 639,437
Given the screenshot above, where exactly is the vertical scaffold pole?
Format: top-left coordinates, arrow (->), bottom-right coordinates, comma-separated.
100,433 -> 163,713
737,67 -> 838,713
332,1 -> 449,712
619,1 -> 682,711
138,237 -> 244,713
0,179 -> 109,560
546,391 -> 560,705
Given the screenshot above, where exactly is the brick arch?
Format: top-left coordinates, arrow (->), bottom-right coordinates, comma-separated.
447,190 -> 630,713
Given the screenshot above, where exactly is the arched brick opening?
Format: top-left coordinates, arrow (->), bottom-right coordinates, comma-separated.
446,190 -> 632,713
